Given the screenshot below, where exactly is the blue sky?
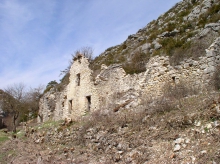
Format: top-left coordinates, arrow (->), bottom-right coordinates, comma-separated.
0,0 -> 180,89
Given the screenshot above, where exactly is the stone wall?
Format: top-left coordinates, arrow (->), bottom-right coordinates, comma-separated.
38,37 -> 220,122
65,55 -> 94,119
38,88 -> 67,122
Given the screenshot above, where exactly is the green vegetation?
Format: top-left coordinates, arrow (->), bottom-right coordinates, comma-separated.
198,3 -> 220,27
123,51 -> 150,74
0,132 -> 9,144
165,22 -> 176,32
159,37 -> 185,55
36,120 -> 63,130
44,80 -> 58,93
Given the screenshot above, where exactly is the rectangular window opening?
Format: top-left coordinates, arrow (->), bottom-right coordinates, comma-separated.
86,96 -> 91,112
76,73 -> 80,86
68,100 -> 72,110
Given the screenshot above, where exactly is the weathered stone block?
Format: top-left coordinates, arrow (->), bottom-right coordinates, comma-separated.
184,63 -> 190,69
206,50 -> 215,58
208,61 -> 216,66
200,64 -> 207,70
204,66 -> 215,74
193,61 -> 199,66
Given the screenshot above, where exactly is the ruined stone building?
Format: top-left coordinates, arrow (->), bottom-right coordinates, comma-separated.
38,37 -> 220,122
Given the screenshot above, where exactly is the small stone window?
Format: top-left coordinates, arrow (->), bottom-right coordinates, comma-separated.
76,73 -> 80,86
86,96 -> 91,112
69,100 -> 72,110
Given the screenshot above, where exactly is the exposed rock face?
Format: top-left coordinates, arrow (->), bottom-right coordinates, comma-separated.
38,37 -> 220,122
91,0 -> 220,71
185,0 -> 214,21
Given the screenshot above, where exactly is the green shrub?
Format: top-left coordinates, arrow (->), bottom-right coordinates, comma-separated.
148,32 -> 158,42
104,53 -> 115,66
165,23 -> 176,32
178,10 -> 191,19
43,80 -> 58,93
148,29 -> 161,42
123,51 -> 150,74
160,37 -> 185,55
208,3 -> 220,15
121,43 -> 127,50
198,3 -> 220,27
105,46 -> 115,52
180,22 -> 193,33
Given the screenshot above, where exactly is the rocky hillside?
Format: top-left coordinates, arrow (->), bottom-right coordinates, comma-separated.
91,0 -> 220,75
0,91 -> 220,163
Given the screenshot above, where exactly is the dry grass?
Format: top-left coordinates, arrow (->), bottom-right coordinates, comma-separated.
1,90 -> 219,163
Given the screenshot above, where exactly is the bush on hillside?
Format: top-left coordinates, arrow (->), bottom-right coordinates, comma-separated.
198,3 -> 220,27
122,49 -> 150,74
159,37 -> 186,56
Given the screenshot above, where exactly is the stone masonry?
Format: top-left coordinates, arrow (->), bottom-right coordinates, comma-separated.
38,37 -> 220,122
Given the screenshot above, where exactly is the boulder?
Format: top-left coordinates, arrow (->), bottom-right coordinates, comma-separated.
174,144 -> 181,151
158,29 -> 179,38
153,42 -> 162,50
158,31 -> 170,38
141,43 -> 151,51
205,23 -> 220,32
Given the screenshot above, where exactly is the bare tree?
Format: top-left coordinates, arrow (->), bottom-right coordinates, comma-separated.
60,46 -> 94,76
5,83 -> 26,101
0,83 -> 45,131
2,83 -> 27,132
75,46 -> 94,62
25,85 -> 44,119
